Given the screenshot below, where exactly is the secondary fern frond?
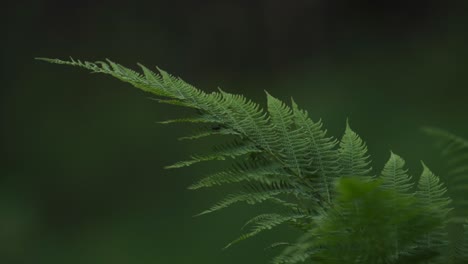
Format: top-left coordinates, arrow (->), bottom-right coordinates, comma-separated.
178,127 -> 240,141
165,140 -> 260,169
224,213 -> 311,249
423,127 -> 468,219
267,93 -> 313,177
338,121 -> 372,177
291,100 -> 340,204
415,163 -> 452,260
377,152 -> 415,259
188,161 -> 286,189
196,182 -> 299,216
416,163 -> 452,218
272,232 -> 317,264
380,152 -> 413,194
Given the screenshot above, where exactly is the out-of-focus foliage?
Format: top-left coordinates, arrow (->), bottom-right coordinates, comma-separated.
424,128 -> 468,220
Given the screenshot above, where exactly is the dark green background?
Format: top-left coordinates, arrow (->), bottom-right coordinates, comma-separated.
2,1 -> 468,263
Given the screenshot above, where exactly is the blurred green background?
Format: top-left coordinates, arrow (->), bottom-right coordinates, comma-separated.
2,1 -> 468,263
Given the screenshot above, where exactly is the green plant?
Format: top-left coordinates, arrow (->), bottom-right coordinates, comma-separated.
38,58 -> 468,264
423,128 -> 468,221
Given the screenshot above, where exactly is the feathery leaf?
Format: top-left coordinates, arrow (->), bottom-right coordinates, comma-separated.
338,121 -> 372,177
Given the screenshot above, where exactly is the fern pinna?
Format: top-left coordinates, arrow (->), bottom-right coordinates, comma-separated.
39,58 -> 467,264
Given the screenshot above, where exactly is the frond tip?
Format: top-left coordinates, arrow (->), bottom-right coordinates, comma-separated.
416,162 -> 452,254
338,121 -> 372,177
380,151 -> 413,194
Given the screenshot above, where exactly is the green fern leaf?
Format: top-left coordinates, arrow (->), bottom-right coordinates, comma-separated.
272,232 -> 317,264
423,127 -> 468,218
196,188 -> 294,216
416,163 -> 452,219
224,213 -> 310,249
291,100 -> 340,204
178,127 -> 240,140
165,140 -> 260,169
415,163 -> 452,259
188,161 -> 286,189
266,93 -> 313,177
338,121 -> 372,177
380,152 -> 413,194
39,58 -> 460,264
378,152 -> 415,260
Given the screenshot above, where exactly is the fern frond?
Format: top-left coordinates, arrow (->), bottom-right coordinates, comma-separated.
178,127 -> 240,140
148,97 -> 200,109
380,152 -> 413,194
416,163 -> 452,219
37,58 -> 305,175
188,161 -> 286,189
266,94 -> 313,177
338,121 -> 372,177
37,58 -> 173,97
423,127 -> 468,218
196,182 -> 300,216
224,213 -> 310,249
217,91 -> 275,150
291,100 -> 340,204
272,232 -> 317,264
165,140 -> 260,169
415,163 -> 452,258
273,251 -> 315,264
39,57 -> 320,249
377,152 -> 416,260
40,58 -> 460,264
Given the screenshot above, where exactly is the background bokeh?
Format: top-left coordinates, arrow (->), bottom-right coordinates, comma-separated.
2,1 -> 468,263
